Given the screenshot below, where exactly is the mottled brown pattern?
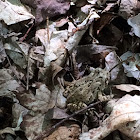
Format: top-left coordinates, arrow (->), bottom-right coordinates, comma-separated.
63,68 -> 112,112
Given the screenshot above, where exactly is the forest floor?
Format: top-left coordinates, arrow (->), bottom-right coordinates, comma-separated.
0,0 -> 140,140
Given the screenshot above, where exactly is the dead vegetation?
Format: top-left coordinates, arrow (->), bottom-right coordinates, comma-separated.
0,0 -> 140,140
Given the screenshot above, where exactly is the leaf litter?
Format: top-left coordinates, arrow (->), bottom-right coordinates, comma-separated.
0,0 -> 140,140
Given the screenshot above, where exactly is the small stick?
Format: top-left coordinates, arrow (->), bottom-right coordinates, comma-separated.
46,16 -> 50,45
34,101 -> 101,140
19,23 -> 34,42
26,45 -> 33,90
109,55 -> 135,73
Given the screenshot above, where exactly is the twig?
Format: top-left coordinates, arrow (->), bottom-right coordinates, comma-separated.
46,16 -> 50,45
26,44 -> 34,90
19,23 -> 34,42
71,51 -> 80,80
109,55 -> 135,73
34,101 -> 101,140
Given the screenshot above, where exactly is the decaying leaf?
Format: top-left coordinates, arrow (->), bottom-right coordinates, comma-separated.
0,0 -> 34,25
21,113 -> 45,140
115,84 -> 140,92
0,127 -> 15,137
12,102 -> 29,129
44,124 -> 81,140
20,0 -> 70,24
1,0 -> 140,140
4,39 -> 30,69
51,62 -> 64,84
80,94 -> 140,140
75,44 -> 117,69
118,0 -> 140,19
15,84 -> 51,113
35,26 -> 67,67
128,13 -> 140,38
105,51 -> 120,81
120,51 -> 140,80
0,69 -> 20,97
94,13 -> 116,35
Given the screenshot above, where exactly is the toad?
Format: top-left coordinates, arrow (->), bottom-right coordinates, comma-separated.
63,68 -> 112,112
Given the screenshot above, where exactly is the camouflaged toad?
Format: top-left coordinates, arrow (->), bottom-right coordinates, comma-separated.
63,68 -> 112,112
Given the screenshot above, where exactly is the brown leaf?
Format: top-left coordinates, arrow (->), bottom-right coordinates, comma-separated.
20,0 -> 70,24
21,114 -> 45,140
15,84 -> 52,114
44,124 -> 81,140
94,13 -> 116,35
51,62 -> 65,85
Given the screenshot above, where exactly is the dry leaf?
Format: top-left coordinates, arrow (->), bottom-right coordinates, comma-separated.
118,0 -> 140,19
51,62 -> 64,84
21,114 -> 45,140
15,84 -> 51,114
44,124 -> 81,140
0,0 -> 34,25
80,94 -> 140,140
120,51 -> 140,80
105,51 -> 120,81
20,0 -> 70,24
115,84 -> 140,92
94,13 -> 116,35
0,127 -> 15,136
128,13 -> 140,38
55,18 -> 69,28
0,69 -> 20,97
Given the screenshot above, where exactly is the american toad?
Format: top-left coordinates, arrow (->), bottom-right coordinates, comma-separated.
63,68 -> 111,112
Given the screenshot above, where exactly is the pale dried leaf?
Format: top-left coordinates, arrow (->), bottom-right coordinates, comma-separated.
52,108 -> 68,119
0,0 -> 34,25
105,51 -> 120,80
80,94 -> 140,140
87,0 -> 98,5
33,46 -> 44,55
56,84 -> 66,108
115,84 -> 140,92
119,120 -> 140,140
66,8 -> 99,51
35,26 -> 67,67
120,51 -> 140,80
118,0 -> 140,19
128,13 -> 140,38
55,18 -> 69,28
30,47 -> 44,63
0,127 -> 15,136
